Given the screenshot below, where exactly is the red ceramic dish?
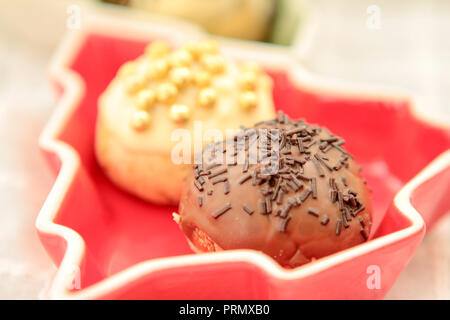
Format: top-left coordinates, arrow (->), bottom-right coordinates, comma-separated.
37,15 -> 450,299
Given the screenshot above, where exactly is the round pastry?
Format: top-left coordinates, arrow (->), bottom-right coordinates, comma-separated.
95,39 -> 275,204
176,111 -> 372,267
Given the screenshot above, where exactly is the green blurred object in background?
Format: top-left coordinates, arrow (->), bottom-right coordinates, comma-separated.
270,0 -> 305,45
102,0 -> 278,41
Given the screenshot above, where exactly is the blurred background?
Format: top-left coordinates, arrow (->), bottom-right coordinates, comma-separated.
0,0 -> 448,299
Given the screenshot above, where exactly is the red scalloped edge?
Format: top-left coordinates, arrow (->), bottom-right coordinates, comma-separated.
36,12 -> 449,299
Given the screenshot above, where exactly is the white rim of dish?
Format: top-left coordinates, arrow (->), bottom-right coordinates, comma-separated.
36,9 -> 449,299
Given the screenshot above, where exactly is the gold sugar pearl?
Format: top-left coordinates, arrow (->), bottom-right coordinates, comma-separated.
239,91 -> 258,111
157,82 -> 178,104
130,110 -> 151,131
199,39 -> 219,55
194,71 -> 212,87
137,89 -> 156,110
201,54 -> 225,74
147,59 -> 169,80
125,74 -> 146,94
118,61 -> 137,78
145,40 -> 170,58
197,88 -> 217,109
239,71 -> 258,91
170,104 -> 191,124
170,67 -> 193,88
170,50 -> 193,68
139,61 -> 153,81
184,41 -> 202,58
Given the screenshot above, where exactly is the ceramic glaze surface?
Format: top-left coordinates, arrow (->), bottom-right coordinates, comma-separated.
37,30 -> 450,299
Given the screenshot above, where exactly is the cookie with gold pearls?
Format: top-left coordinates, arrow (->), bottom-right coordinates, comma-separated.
95,39 -> 275,205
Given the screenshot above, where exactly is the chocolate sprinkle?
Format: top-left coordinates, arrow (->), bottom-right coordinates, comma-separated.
208,168 -> 227,179
329,177 -> 335,188
194,180 -> 203,191
259,199 -> 267,215
335,219 -> 342,235
276,189 -> 284,204
280,202 -> 292,218
211,176 -> 227,185
342,211 -> 349,228
360,228 -> 368,240
358,217 -> 365,227
344,207 -> 352,221
280,215 -> 292,232
271,179 -> 281,201
307,208 -> 319,217
198,176 -> 206,185
311,157 -> 325,177
252,169 -> 258,186
243,158 -> 249,173
321,137 -> 338,143
297,174 -> 311,181
349,195 -> 357,207
224,180 -> 230,194
322,144 -> 333,153
306,140 -> 317,149
314,153 -> 332,172
265,197 -> 272,214
338,191 -> 344,210
297,139 -> 304,153
286,181 -> 299,192
238,173 -> 252,185
206,163 -> 221,171
286,127 -> 305,135
311,177 -> 317,199
290,173 -> 303,188
212,203 -> 232,219
243,204 -> 254,215
330,190 -> 337,202
299,188 -> 312,202
353,205 -> 365,216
